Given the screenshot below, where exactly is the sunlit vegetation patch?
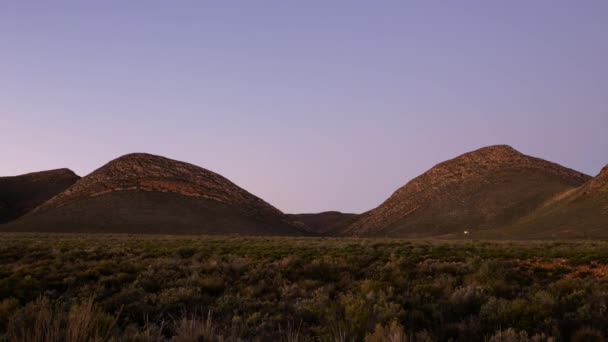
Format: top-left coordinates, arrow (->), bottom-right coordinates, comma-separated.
1,234 -> 608,341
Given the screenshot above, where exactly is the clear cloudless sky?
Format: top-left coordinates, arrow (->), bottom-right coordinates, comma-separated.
1,1 -> 607,213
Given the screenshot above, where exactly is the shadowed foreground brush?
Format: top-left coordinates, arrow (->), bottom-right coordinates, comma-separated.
3,235 -> 608,340
364,321 -> 433,342
279,321 -> 303,342
171,310 -> 217,342
7,296 -> 119,342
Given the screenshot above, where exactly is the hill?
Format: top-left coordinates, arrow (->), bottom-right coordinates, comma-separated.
486,164 -> 608,239
4,153 -> 305,235
343,145 -> 590,237
0,169 -> 80,224
288,211 -> 358,235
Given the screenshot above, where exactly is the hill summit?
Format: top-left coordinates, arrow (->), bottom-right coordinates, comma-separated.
344,145 -> 590,237
8,153 -> 304,235
36,153 -> 284,218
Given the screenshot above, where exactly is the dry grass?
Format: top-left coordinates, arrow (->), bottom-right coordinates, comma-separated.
7,296 -> 119,342
2,234 -> 608,341
171,310 -> 216,342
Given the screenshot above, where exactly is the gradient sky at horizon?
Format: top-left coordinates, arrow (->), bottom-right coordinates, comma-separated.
1,1 -> 607,213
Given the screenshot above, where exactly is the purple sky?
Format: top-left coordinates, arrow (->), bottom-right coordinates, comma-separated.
1,1 -> 607,214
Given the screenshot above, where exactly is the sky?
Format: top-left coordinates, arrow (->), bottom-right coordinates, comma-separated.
1,1 -> 607,214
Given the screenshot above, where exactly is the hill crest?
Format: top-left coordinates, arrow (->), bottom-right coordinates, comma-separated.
9,153 -> 305,236
344,145 -> 590,237
585,164 -> 608,191
37,153 -> 283,219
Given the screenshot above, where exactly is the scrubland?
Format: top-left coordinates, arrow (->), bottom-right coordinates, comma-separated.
1,234 -> 608,341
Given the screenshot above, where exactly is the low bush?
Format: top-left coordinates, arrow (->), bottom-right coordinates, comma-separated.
1,235 -> 608,340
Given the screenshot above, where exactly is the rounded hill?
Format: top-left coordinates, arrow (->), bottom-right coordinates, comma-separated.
8,153 -> 305,235
343,145 -> 591,237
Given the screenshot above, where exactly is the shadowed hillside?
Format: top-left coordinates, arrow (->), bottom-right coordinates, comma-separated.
484,164 -> 608,239
0,169 -> 80,224
4,153 -> 306,235
344,145 -> 590,237
288,211 -> 358,235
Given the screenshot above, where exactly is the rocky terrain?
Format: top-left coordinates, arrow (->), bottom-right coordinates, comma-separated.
5,153 -> 306,235
343,145 -> 591,237
0,169 -> 80,224
288,211 -> 358,235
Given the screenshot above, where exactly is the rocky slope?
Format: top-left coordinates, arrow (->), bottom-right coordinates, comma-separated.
584,164 -> 608,191
288,211 -> 358,235
0,169 -> 80,224
343,145 -> 591,237
6,153 -> 305,235
490,163 -> 608,239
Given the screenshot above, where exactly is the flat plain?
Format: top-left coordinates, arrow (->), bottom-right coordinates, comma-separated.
2,234 -> 608,341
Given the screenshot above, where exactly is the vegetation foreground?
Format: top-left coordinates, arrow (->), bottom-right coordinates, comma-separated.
1,234 -> 608,341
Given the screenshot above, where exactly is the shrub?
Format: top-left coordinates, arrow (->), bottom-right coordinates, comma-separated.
0,297 -> 19,333
487,328 -> 529,342
7,296 -> 118,342
570,327 -> 605,342
7,296 -> 62,342
365,321 -> 407,342
171,310 -> 217,342
480,297 -> 550,332
279,321 -> 304,342
447,285 -> 487,318
176,247 -> 196,259
199,276 -> 226,295
3,236 -> 608,339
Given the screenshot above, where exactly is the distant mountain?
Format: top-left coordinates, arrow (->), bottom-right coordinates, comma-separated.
489,164 -> 608,239
0,169 -> 80,224
288,211 -> 358,235
5,153 -> 306,235
343,145 -> 590,237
